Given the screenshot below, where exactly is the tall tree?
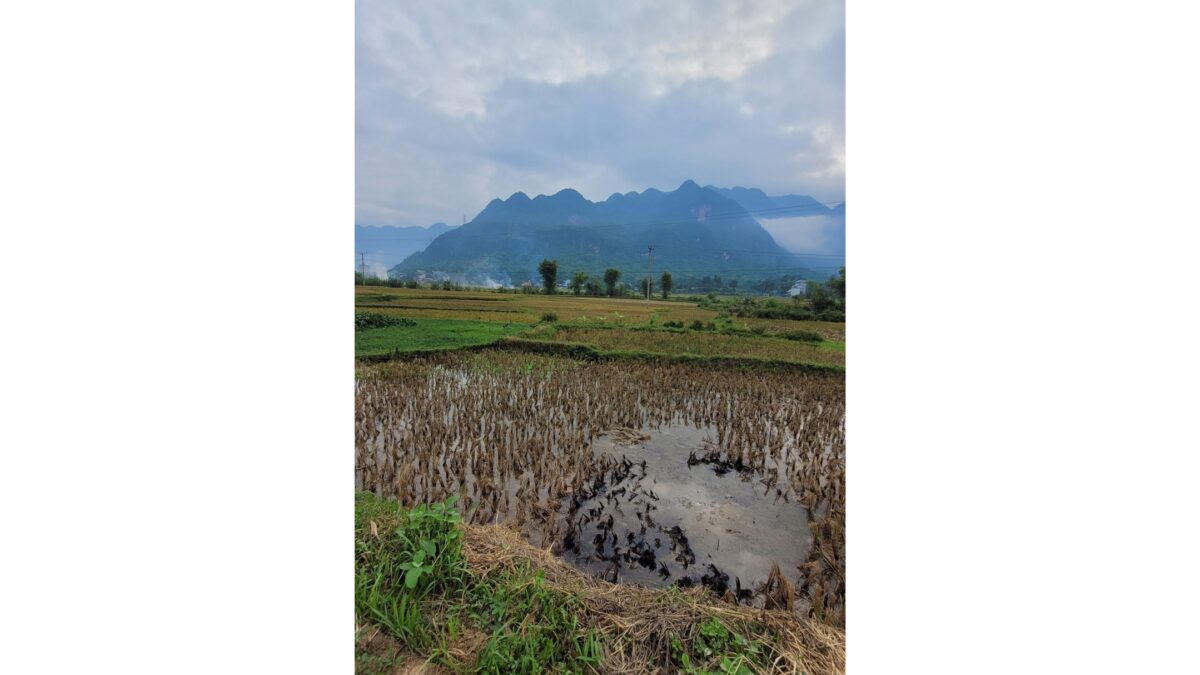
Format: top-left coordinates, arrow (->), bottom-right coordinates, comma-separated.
641,276 -> 653,297
603,268 -> 621,297
660,271 -> 673,299
538,259 -> 558,295
569,271 -> 588,296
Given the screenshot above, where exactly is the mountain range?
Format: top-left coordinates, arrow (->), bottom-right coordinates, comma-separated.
387,180 -> 840,287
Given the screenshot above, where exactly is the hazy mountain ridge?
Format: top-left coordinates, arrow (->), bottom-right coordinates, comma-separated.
390,181 -> 814,286
355,222 -> 457,277
705,186 -> 836,218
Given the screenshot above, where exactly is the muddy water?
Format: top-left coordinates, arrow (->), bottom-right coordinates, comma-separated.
555,423 -> 811,601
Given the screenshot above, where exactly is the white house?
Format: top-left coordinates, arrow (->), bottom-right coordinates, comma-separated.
787,280 -> 809,297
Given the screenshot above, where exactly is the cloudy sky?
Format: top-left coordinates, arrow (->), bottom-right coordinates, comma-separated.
356,0 -> 844,227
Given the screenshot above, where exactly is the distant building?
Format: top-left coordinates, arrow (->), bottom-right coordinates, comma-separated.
787,280 -> 809,297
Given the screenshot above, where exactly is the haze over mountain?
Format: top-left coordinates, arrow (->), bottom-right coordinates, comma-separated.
391,181 -> 830,287
355,222 -> 457,279
708,186 -> 845,260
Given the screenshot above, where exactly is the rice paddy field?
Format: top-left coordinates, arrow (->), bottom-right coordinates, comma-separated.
354,286 -> 846,673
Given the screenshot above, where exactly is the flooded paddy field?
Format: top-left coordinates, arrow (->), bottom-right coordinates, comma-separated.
561,423 -> 813,601
356,351 -> 844,623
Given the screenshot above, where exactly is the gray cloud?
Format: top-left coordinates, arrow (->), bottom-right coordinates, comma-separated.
357,0 -> 843,227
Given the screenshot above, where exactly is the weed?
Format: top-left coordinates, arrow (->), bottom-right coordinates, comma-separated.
354,495 -> 466,650
355,312 -> 416,331
670,618 -> 774,675
468,568 -> 601,674
780,330 -> 823,342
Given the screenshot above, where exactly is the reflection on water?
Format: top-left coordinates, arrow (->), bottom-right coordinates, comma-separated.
555,423 -> 811,602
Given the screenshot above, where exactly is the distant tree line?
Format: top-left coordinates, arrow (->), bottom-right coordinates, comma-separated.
536,260 -> 677,300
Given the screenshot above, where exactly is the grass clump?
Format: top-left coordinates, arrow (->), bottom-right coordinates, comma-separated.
670,617 -> 776,675
355,312 -> 416,331
468,568 -> 603,673
355,495 -> 465,651
540,311 -> 559,323
780,330 -> 823,342
355,493 -> 606,674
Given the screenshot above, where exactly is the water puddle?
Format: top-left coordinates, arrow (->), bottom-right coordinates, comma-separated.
555,423 -> 811,603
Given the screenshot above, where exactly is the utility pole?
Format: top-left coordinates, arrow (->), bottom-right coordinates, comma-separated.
646,245 -> 654,301
360,252 -> 365,286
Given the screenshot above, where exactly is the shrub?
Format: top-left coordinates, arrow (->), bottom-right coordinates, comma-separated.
540,312 -> 558,323
750,325 -> 767,335
355,312 -> 417,331
690,320 -> 705,330
780,330 -> 823,342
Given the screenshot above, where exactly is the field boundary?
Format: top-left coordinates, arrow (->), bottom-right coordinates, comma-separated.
357,336 -> 845,374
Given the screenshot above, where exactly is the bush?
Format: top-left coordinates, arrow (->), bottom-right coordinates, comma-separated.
690,320 -> 705,330
355,312 -> 417,331
750,325 -> 767,335
780,330 -> 823,342
540,312 -> 558,323
404,280 -> 420,289
663,320 -> 684,329
731,305 -> 818,321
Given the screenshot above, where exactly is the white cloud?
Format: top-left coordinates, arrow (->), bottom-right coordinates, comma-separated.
356,0 -> 844,226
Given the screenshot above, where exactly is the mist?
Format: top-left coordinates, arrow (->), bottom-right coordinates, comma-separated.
758,215 -> 843,256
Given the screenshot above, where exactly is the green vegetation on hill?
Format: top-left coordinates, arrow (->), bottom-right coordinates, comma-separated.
391,181 -> 806,285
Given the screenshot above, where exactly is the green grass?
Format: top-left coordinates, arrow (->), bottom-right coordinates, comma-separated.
355,492 -> 604,674
819,340 -> 845,352
355,317 -> 529,357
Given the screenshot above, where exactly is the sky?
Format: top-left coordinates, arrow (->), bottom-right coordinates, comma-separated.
356,0 -> 844,228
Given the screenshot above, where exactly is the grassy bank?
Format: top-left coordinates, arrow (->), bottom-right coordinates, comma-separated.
356,492 -> 844,675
